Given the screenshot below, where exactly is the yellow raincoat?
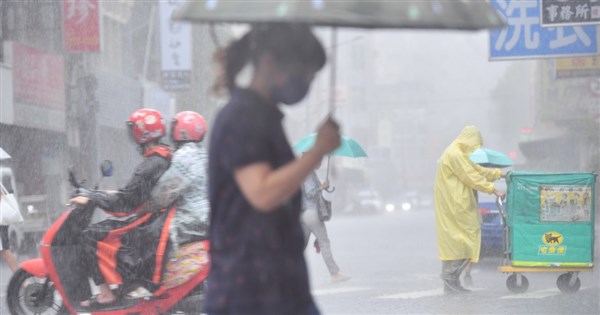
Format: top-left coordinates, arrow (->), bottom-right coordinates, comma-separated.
434,126 -> 501,263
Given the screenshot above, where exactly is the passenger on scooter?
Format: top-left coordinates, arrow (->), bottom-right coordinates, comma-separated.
148,111 -> 210,250
70,108 -> 173,308
146,111 -> 211,289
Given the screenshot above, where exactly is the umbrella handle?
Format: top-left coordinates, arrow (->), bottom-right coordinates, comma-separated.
324,155 -> 335,193
329,27 -> 337,115
209,23 -> 222,48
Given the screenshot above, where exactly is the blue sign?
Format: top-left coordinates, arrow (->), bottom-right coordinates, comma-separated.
490,0 -> 598,60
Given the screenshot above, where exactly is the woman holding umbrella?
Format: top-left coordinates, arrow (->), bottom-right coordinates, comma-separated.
207,24 -> 340,315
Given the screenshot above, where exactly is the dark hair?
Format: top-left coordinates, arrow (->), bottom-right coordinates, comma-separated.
213,23 -> 326,95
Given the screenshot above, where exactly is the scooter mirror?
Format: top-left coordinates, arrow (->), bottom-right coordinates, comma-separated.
100,160 -> 113,177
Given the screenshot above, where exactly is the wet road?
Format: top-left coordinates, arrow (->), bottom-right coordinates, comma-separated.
1,265 -> 9,313
306,209 -> 600,315
1,208 -> 598,314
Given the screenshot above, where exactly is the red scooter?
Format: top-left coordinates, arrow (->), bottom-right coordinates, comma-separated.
6,163 -> 210,315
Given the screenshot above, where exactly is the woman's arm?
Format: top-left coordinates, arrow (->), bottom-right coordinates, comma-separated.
303,173 -> 322,200
235,119 -> 339,212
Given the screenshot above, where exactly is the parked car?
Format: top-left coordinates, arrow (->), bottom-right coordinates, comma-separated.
478,179 -> 507,258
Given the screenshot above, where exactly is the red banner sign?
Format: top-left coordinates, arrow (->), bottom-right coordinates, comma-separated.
13,43 -> 66,132
13,44 -> 65,109
63,0 -> 101,52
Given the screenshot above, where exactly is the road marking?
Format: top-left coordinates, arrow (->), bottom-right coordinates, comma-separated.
378,288 -> 484,299
378,288 -> 443,299
500,288 -> 562,299
312,286 -> 371,296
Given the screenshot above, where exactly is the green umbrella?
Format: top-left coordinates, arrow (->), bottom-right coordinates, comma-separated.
293,133 -> 367,158
469,148 -> 513,168
294,133 -> 366,192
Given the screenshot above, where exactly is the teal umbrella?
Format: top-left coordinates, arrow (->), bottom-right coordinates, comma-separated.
293,133 -> 367,158
469,148 -> 513,168
294,133 -> 366,192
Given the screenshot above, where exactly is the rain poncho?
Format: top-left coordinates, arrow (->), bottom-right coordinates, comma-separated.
434,126 -> 501,263
149,142 -> 210,249
78,145 -> 174,297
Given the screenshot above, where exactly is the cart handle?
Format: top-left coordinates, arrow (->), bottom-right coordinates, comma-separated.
496,195 -> 507,221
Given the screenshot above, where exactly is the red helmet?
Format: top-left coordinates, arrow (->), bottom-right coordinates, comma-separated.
127,109 -> 166,145
171,111 -> 207,142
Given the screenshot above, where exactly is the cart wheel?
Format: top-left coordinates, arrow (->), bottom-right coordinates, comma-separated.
506,273 -> 529,293
556,273 -> 580,294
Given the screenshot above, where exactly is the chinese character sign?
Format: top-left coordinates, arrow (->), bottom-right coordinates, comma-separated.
490,0 -> 597,60
62,0 -> 101,52
542,0 -> 600,26
160,0 -> 192,91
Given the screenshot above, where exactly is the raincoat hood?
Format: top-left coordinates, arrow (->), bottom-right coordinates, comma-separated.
452,125 -> 483,155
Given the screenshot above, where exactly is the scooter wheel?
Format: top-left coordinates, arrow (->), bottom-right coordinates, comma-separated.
6,269 -> 69,315
506,273 -> 529,294
556,273 -> 581,294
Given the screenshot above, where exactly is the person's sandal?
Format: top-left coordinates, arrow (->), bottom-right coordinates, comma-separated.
126,287 -> 154,299
79,295 -> 118,310
331,273 -> 351,283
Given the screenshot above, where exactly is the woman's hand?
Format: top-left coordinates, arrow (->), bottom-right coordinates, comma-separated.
314,118 -> 340,157
320,180 -> 330,190
69,196 -> 89,206
493,189 -> 505,198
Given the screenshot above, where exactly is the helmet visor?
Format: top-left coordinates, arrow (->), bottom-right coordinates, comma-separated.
126,121 -> 138,144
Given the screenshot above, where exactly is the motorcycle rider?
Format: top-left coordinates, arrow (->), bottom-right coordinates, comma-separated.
70,108 -> 173,307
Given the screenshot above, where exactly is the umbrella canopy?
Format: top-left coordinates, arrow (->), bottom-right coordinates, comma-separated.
469,148 -> 513,168
173,0 -> 505,30
294,133 -> 367,158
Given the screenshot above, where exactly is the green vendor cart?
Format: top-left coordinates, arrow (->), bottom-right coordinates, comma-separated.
497,171 -> 597,294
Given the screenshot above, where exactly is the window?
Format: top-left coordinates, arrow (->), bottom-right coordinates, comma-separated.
2,174 -> 14,194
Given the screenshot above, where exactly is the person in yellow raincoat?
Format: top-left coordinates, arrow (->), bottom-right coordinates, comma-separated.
434,126 -> 504,294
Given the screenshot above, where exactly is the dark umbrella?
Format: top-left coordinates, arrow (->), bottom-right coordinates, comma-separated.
172,1 -> 505,113
172,1 -> 504,31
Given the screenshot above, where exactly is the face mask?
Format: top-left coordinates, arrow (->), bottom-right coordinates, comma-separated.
271,74 -> 310,105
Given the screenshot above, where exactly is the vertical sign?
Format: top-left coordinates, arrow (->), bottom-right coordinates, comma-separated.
490,0 -> 598,60
160,0 -> 192,91
63,0 -> 101,52
541,0 -> 600,26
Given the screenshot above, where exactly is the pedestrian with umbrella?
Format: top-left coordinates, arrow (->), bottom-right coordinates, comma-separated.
434,126 -> 505,294
173,0 -> 505,312
294,134 -> 367,284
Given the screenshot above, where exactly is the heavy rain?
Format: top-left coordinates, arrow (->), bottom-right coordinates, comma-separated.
0,1 -> 598,315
